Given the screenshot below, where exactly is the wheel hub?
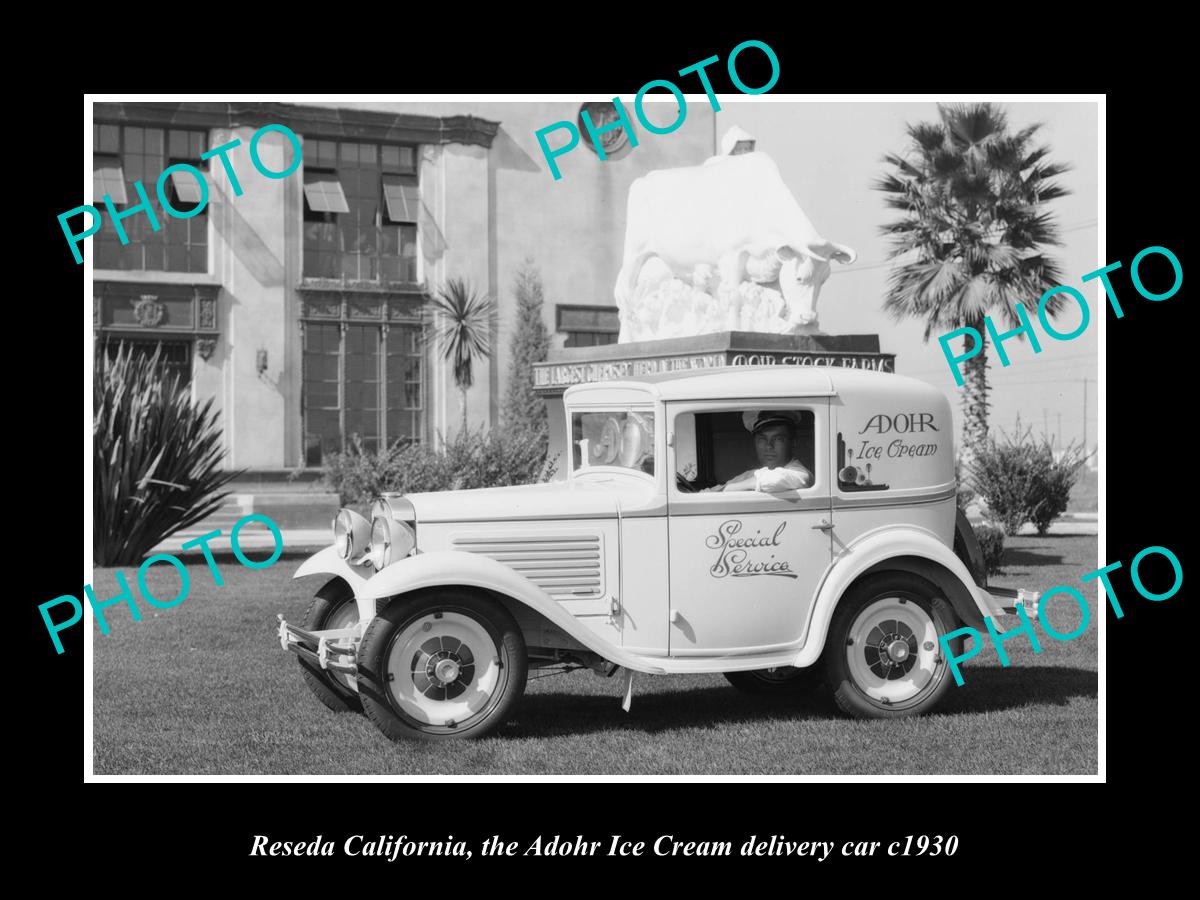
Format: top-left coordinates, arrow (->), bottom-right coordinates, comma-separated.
434,657 -> 461,684
413,638 -> 476,701
858,616 -> 922,682
866,622 -> 918,678
382,610 -> 506,730
845,593 -> 946,708
886,639 -> 909,662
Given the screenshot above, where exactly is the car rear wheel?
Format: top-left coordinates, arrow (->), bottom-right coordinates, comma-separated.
724,666 -> 822,695
825,572 -> 955,718
356,589 -> 527,742
297,579 -> 363,714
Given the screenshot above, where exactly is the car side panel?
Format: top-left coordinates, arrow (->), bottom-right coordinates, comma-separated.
617,516 -> 670,654
357,550 -> 665,674
791,523 -> 993,667
416,519 -> 622,647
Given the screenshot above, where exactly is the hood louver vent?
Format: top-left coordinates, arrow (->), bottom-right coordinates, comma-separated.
451,533 -> 603,599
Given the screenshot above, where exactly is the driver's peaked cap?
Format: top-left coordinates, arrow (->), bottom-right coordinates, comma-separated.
745,410 -> 802,434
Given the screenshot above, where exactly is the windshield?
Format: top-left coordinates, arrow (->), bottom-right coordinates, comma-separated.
572,409 -> 655,476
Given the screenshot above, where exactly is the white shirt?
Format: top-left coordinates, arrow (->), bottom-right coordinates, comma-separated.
726,458 -> 813,493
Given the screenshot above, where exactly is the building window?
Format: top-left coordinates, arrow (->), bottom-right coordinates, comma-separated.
302,320 -> 425,467
302,139 -> 420,284
557,304 -> 620,348
91,124 -> 209,273
97,336 -> 193,389
93,153 -> 128,205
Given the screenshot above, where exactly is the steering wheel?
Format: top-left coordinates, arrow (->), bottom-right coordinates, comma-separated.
675,473 -> 699,493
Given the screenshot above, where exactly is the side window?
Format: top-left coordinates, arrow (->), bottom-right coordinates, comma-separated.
572,409 -> 655,475
674,408 -> 817,494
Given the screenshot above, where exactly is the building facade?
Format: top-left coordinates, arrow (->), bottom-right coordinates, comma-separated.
90,100 -> 716,471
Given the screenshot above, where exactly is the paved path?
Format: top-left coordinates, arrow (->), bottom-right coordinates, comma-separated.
152,527 -> 330,554
969,516 -> 1097,536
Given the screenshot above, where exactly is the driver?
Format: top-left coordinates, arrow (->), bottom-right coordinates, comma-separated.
701,411 -> 813,493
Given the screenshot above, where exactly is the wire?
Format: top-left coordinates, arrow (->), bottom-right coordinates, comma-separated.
966,379 -> 1095,387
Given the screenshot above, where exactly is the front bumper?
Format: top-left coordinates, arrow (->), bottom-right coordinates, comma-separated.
981,585 -> 1041,618
276,615 -> 361,677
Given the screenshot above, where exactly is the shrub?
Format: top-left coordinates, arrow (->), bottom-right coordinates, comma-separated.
502,257 -> 550,434
94,342 -> 242,566
324,425 -> 557,508
974,521 -> 1007,575
966,424 -> 1090,536
955,456 -> 976,511
1029,455 -> 1087,535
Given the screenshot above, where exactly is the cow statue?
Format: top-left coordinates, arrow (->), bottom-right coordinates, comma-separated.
614,127 -> 856,342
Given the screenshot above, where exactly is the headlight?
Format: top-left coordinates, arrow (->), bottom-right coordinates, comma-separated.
368,515 -> 416,570
371,493 -> 416,525
332,509 -> 371,561
370,497 -> 390,523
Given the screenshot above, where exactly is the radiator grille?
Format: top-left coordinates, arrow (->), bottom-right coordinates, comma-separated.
451,534 -> 603,599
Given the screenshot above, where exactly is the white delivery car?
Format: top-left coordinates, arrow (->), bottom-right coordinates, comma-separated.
278,366 -> 1035,742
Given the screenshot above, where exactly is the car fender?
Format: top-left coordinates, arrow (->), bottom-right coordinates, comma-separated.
292,545 -> 372,592
791,525 -> 995,667
358,550 -> 666,675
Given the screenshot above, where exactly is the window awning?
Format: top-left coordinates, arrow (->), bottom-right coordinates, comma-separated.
303,170 -> 350,214
383,174 -> 420,223
169,167 -> 204,204
93,155 -> 128,205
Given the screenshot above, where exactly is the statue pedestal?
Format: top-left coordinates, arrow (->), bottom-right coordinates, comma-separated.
532,331 -> 894,479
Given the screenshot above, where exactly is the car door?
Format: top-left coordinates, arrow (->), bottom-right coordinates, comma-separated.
665,398 -> 833,657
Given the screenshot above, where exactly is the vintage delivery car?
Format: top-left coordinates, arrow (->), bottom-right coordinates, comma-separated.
277,366 -> 1035,742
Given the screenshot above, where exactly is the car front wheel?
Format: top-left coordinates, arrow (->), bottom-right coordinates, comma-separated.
825,573 -> 956,718
297,579 -> 363,714
356,589 -> 527,742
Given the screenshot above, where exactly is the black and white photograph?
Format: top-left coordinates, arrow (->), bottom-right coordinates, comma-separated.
73,92 -> 1114,780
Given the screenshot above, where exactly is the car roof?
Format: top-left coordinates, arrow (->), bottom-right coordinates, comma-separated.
564,365 -> 936,403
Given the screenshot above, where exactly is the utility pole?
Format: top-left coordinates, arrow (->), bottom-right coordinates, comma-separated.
1082,378 -> 1088,454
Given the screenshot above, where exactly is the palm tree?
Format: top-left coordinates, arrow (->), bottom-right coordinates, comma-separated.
427,278 -> 496,434
874,103 -> 1071,460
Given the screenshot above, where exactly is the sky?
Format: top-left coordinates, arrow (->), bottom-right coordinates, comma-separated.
717,100 -> 1100,455
315,97 -> 1100,455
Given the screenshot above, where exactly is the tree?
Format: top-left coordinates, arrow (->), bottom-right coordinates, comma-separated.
427,278 -> 496,434
502,257 -> 550,435
875,103 -> 1071,460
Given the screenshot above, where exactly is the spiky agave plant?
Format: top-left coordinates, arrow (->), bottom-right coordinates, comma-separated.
93,342 -> 243,566
426,278 -> 497,434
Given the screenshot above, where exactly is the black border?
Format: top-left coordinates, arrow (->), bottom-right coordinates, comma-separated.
32,32 -> 1183,872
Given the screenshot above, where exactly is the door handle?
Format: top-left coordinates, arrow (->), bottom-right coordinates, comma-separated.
812,517 -> 833,530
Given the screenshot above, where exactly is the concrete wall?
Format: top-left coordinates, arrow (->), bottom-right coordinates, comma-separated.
207,125 -> 298,468
301,101 -> 718,435
98,102 -> 716,467
95,124 -> 299,469
488,102 -> 717,429
436,142 -> 493,438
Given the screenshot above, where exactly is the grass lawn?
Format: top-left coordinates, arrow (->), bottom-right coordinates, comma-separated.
92,534 -> 1098,776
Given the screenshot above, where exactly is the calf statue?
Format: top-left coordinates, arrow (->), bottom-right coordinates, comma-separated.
615,127 -> 857,342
